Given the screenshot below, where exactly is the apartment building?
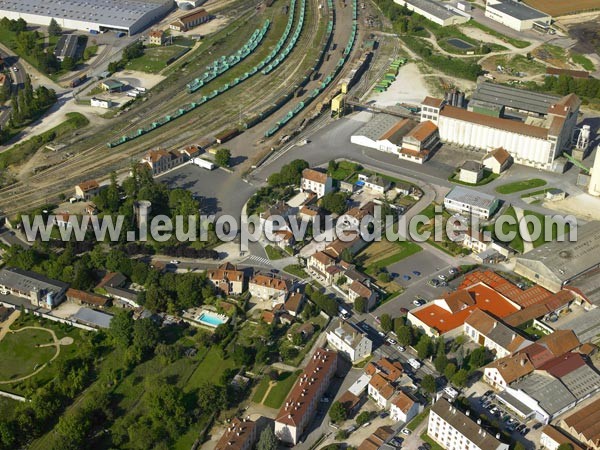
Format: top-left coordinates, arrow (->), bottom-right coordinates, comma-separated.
326,319 -> 372,362
301,168 -> 333,199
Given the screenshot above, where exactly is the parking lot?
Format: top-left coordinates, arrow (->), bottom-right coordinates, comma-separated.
387,248 -> 453,288
158,164 -> 257,218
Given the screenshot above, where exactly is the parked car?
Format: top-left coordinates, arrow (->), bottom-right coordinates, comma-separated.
380,411 -> 388,418
396,345 -> 406,352
438,274 -> 447,280
413,270 -> 421,276
170,260 -> 180,264
403,275 -> 411,281
520,427 -> 530,435
387,338 -> 397,345
401,428 -> 411,435
362,422 -> 371,428
378,331 -> 385,337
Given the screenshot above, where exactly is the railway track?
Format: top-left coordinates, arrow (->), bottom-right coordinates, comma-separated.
0,0 -> 347,215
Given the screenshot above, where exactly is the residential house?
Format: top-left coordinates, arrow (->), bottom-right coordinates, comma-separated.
249,274 -> 290,301
260,201 -> 294,235
207,262 -> 246,295
484,354 -> 535,390
358,426 -> 395,450
214,417 -> 257,450
459,161 -> 484,184
326,319 -> 372,362
55,213 -> 73,229
358,173 -> 390,194
0,267 -> 68,309
339,201 -> 377,230
301,168 -> 333,199
284,292 -> 305,317
323,231 -> 366,259
148,29 -> 165,46
169,9 -> 210,32
365,357 -> 403,383
75,179 -> 100,200
274,349 -> 338,445
428,398 -> 509,450
66,288 -> 111,309
461,229 -> 491,254
273,230 -> 295,250
399,120 -> 438,164
141,149 -> 185,176
307,251 -> 336,281
348,280 -> 377,312
299,205 -> 322,222
483,147 -> 512,174
337,390 -> 362,417
464,308 -> 532,359
390,391 -> 421,423
368,373 -> 395,409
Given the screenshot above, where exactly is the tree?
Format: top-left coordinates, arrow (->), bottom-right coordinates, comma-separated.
415,334 -> 433,360
257,426 -> 277,450
354,297 -> 367,313
395,325 -> 412,346
329,401 -> 347,423
513,443 -> 527,450
451,368 -> 468,388
48,18 -> 62,36
378,271 -> 392,283
232,345 -> 256,367
356,411 -> 371,426
421,374 -> 436,395
469,346 -> 487,369
380,314 -> 393,333
215,148 -> 231,167
340,248 -> 353,263
196,382 -> 226,414
61,56 -> 75,71
108,309 -> 134,348
132,318 -> 160,355
444,363 -> 457,381
320,191 -> 349,215
434,352 -> 448,373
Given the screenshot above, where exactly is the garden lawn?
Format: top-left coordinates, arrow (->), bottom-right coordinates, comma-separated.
126,45 -> 189,73
284,264 -> 309,279
495,179 -> 546,194
265,245 -> 287,260
252,377 -> 271,403
186,346 -> 236,389
263,371 -> 301,409
0,328 -> 56,381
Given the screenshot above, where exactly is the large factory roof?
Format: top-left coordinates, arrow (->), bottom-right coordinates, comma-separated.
0,0 -> 170,29
486,0 -> 549,21
0,267 -> 68,295
403,0 -> 459,20
445,186 -> 497,210
471,82 -> 560,115
516,221 -> 600,286
354,114 -> 402,142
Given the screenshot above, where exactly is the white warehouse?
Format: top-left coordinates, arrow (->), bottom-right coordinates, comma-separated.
485,0 -> 551,32
0,0 -> 174,35
394,0 -> 470,26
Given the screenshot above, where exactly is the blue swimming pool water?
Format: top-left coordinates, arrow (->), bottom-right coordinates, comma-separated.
197,312 -> 226,327
355,180 -> 365,187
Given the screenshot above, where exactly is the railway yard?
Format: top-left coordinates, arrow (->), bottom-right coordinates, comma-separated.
0,0 -> 383,216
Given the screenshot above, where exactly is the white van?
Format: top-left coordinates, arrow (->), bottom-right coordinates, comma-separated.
408,358 -> 421,370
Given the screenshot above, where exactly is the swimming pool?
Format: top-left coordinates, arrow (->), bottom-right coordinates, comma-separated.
196,311 -> 228,327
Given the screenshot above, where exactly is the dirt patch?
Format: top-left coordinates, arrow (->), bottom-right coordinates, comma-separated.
567,20 -> 600,55
524,0 -> 600,17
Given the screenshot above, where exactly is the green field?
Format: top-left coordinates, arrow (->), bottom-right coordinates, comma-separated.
252,377 -> 271,403
463,22 -> 530,48
449,169 -> 499,186
186,346 -> 236,389
126,45 -> 190,73
265,244 -> 287,260
495,179 -> 547,194
0,328 -> 56,381
263,371 -> 301,409
571,52 -> 595,71
0,396 -> 20,420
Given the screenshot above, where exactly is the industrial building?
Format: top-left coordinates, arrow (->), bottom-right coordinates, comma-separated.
0,0 -> 174,36
394,0 -> 471,26
53,34 -> 81,61
485,0 -> 552,32
0,267 -> 68,309
444,186 -> 499,219
169,8 -> 210,32
514,221 -> 600,293
421,86 -> 581,171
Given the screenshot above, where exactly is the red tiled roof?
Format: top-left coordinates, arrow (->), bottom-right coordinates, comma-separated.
276,349 -> 337,427
214,417 -> 255,450
422,96 -> 444,108
411,283 -> 518,334
250,274 -> 290,291
77,179 -> 99,192
540,352 -> 586,378
541,425 -> 584,450
369,373 -> 395,399
302,168 -> 328,184
485,147 -> 511,165
392,390 -> 416,413
379,118 -> 411,140
562,397 -> 600,448
311,251 -> 335,266
404,120 -> 438,142
546,67 -> 589,79
349,280 -> 372,299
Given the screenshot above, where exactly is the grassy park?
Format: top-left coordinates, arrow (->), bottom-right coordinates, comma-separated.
495,179 -> 547,194
0,328 -> 56,381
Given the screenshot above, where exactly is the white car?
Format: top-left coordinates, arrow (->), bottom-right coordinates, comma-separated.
12,66 -> 18,72
387,338 -> 397,345
408,358 -> 421,370
396,345 -> 406,352
438,274 -> 447,280
169,260 -> 180,265
378,331 -> 385,337
401,428 -> 411,435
